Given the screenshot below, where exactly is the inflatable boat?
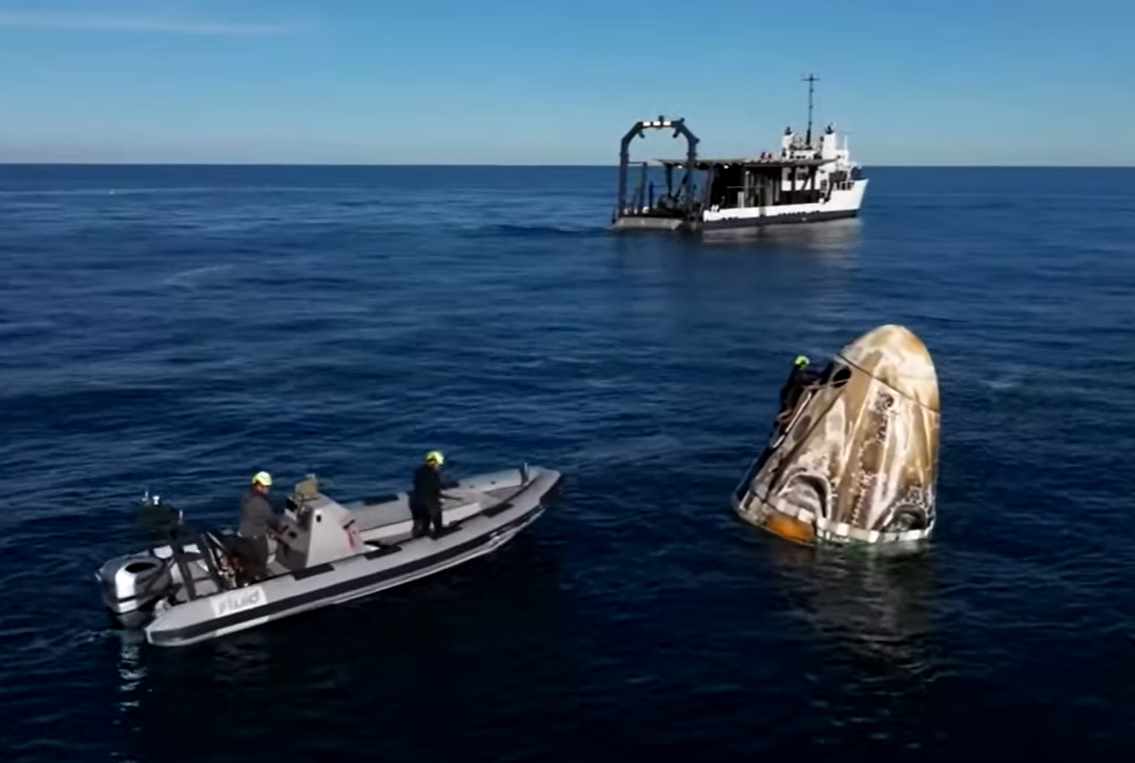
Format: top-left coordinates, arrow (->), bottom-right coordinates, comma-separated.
97,465 -> 562,646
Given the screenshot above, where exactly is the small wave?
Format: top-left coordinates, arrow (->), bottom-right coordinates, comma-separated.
461,223 -> 605,239
161,264 -> 235,288
0,185 -> 378,198
562,433 -> 684,468
0,320 -> 55,338
982,377 -> 1022,391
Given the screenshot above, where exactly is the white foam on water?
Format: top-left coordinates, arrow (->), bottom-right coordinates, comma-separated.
161,263 -> 235,288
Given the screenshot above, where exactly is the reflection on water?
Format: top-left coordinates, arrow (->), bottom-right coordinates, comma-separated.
765,539 -> 938,674
701,219 -> 863,253
115,629 -> 147,726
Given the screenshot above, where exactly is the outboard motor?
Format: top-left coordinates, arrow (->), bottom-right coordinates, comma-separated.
97,490 -> 186,627
97,554 -> 173,628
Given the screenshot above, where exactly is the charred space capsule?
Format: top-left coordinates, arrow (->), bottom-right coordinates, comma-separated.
732,325 -> 940,546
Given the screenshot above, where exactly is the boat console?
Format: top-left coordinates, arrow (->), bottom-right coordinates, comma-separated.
274,475 -> 364,571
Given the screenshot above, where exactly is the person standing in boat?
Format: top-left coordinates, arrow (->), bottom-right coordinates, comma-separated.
411,451 -> 455,539
238,470 -> 282,574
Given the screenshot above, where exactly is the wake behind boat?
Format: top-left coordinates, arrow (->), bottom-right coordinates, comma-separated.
98,465 -> 562,646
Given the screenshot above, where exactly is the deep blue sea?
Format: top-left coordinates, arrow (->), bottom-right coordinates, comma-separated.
1,165 -> 1134,761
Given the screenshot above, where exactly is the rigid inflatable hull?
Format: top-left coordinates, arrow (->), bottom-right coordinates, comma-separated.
137,467 -> 560,646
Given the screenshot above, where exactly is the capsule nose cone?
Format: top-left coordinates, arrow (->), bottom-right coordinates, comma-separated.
837,324 -> 939,412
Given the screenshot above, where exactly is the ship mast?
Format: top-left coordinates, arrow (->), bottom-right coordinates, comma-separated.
802,73 -> 819,145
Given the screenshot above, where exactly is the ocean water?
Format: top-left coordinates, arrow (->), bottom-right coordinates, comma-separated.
1,165 -> 1133,761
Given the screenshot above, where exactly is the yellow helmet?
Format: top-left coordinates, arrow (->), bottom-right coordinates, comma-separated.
425,450 -> 445,466
251,470 -> 272,487
794,355 -> 810,368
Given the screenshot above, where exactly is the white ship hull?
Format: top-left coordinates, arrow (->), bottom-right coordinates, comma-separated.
701,179 -> 867,230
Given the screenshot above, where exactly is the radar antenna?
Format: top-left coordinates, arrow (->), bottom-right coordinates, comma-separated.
802,73 -> 819,145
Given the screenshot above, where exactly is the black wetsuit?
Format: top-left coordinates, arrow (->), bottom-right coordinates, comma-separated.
778,365 -> 820,420
411,464 -> 446,537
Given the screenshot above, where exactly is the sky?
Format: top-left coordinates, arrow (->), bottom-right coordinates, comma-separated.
0,1 -> 1132,165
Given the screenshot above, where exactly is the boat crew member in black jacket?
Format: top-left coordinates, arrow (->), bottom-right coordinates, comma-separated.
238,470 -> 282,576
412,451 -> 455,539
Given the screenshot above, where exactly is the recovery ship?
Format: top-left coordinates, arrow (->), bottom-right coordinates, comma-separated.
612,76 -> 867,232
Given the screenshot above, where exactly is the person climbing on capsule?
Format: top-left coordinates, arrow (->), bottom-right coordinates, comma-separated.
411,451 -> 458,539
776,355 -> 821,429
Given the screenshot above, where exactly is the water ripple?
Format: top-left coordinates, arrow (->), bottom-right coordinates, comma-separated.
1,166 -> 1134,759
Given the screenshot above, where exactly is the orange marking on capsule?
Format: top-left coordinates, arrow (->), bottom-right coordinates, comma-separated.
763,513 -> 816,545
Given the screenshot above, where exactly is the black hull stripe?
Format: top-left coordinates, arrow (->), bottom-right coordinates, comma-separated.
292,562 -> 334,580
702,209 -> 859,230
149,485 -> 556,645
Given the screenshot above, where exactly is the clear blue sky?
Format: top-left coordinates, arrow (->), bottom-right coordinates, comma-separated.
1,0 -> 1131,165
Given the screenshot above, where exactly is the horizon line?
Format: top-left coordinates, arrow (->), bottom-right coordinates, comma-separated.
1,162 -> 1133,169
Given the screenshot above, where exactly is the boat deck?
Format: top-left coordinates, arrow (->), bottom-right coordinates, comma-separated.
167,484 -> 520,603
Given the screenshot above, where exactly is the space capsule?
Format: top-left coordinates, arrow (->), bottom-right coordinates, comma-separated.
733,325 -> 940,546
